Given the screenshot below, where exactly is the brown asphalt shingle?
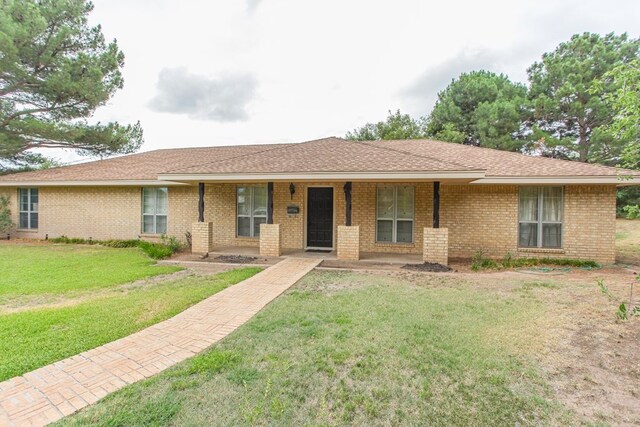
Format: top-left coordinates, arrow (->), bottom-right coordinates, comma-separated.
0,137 -> 635,182
162,137 -> 476,174
364,139 -> 629,177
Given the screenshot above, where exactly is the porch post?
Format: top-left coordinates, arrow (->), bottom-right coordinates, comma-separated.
344,181 -> 352,226
192,182 -> 213,253
198,182 -> 205,222
267,182 -> 274,224
433,181 -> 440,228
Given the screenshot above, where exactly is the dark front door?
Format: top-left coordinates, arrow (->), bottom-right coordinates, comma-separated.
307,187 -> 333,248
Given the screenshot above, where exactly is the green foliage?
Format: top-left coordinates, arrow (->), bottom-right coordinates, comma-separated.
527,32 -> 640,163
471,249 -> 499,271
622,205 -> 640,219
596,279 -> 614,299
49,235 -> 182,259
617,302 -> 628,320
0,196 -> 13,234
595,60 -> 640,168
0,0 -> 143,170
345,110 -> 427,141
426,70 -> 529,150
471,250 -> 600,271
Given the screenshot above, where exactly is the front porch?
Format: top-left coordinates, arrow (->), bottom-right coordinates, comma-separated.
188,180 -> 452,265
205,245 -> 424,265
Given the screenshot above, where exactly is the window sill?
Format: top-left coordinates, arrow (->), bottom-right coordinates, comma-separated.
374,242 -> 415,247
16,229 -> 38,233
140,233 -> 163,238
517,247 -> 565,254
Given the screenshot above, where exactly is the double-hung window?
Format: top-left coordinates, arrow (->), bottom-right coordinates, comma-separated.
142,187 -> 168,234
18,188 -> 38,229
237,185 -> 267,237
376,185 -> 414,243
518,187 -> 563,248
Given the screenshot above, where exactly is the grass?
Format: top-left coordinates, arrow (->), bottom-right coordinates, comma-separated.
59,271 -> 574,426
0,267 -> 261,381
615,218 -> 640,265
49,235 -> 183,259
0,244 -> 181,301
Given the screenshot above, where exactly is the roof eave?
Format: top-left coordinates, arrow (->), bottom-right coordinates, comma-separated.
0,180 -> 189,187
155,171 -> 486,183
474,176 -> 640,186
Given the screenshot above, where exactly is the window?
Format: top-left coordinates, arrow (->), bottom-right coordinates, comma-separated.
518,187 -> 563,248
18,188 -> 38,229
142,188 -> 168,234
237,185 -> 267,237
376,185 -> 414,243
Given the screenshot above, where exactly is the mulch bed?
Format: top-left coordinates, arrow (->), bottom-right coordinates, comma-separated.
401,262 -> 452,272
214,255 -> 259,264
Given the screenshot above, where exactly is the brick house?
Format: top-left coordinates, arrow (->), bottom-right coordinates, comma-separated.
1,137 -> 637,264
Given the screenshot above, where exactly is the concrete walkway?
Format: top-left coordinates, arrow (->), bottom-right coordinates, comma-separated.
0,257 -> 320,427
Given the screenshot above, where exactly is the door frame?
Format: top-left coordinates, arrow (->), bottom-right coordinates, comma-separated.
304,185 -> 336,250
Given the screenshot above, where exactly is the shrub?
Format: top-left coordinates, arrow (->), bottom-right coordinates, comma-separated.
470,250 -> 600,271
471,249 -> 499,271
622,204 -> 640,219
138,241 -> 174,259
0,196 -> 14,235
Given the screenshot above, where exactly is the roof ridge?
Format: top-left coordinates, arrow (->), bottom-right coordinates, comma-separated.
160,137 -> 339,174
355,139 -> 478,171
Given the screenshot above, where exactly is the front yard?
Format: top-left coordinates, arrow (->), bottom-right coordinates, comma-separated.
0,242 -> 261,381
3,219 -> 640,426
59,267 -> 639,426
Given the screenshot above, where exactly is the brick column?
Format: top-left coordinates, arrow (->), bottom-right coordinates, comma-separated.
260,223 -> 281,257
337,225 -> 359,260
423,227 -> 448,266
191,222 -> 213,254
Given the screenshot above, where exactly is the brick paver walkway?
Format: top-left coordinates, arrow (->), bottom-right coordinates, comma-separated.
0,257 -> 320,427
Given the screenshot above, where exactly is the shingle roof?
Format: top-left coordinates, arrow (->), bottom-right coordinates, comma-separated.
0,137 -> 637,184
0,143 -> 288,181
162,137 -> 476,174
364,139 -> 627,177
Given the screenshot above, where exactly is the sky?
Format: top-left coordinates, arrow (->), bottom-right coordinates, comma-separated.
51,0 -> 640,163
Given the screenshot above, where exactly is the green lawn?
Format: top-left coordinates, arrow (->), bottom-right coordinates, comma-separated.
0,243 -> 261,381
0,244 -> 181,301
59,271 -> 575,426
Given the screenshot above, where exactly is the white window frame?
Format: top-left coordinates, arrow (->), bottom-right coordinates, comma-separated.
18,188 -> 38,230
236,185 -> 267,238
518,186 -> 564,248
376,185 -> 415,244
142,187 -> 168,234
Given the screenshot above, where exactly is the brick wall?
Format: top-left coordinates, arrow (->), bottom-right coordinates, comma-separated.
259,223 -> 282,256
423,227 -> 449,265
440,184 -> 518,259
337,225 -> 360,260
191,222 -> 213,253
0,183 -> 617,263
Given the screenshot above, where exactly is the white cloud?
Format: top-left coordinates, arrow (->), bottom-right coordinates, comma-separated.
148,68 -> 257,122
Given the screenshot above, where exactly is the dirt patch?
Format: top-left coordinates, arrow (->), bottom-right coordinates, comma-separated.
533,267 -> 640,425
401,262 -> 452,272
214,255 -> 258,264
